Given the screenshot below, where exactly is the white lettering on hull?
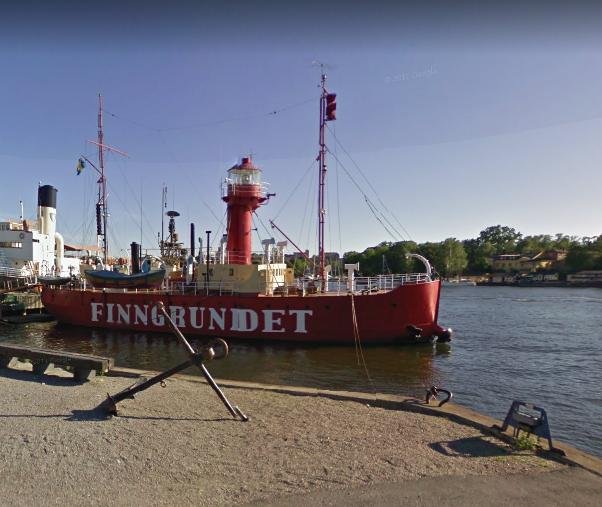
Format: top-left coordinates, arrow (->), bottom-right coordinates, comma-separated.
262,310 -> 285,333
91,302 -> 103,322
189,307 -> 204,329
231,308 -> 258,332
116,304 -> 131,324
170,306 -> 186,327
208,308 -> 225,330
89,302 -> 313,334
151,305 -> 164,326
134,305 -> 149,325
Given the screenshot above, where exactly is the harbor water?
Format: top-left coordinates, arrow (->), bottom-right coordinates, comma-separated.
1,286 -> 600,457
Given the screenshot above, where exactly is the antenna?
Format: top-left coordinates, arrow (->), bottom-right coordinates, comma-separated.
311,60 -> 336,74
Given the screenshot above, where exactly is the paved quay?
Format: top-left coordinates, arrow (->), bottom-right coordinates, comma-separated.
0,362 -> 600,506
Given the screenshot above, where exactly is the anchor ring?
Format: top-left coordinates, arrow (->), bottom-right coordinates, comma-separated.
425,385 -> 453,407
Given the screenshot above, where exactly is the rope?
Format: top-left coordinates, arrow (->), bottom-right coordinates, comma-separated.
350,294 -> 377,398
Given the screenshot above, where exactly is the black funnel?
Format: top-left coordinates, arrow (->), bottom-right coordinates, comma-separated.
38,185 -> 57,209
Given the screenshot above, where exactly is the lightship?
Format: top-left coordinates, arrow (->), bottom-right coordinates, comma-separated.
42,76 -> 451,345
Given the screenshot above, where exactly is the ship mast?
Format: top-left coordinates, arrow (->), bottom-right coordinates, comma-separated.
85,94 -> 128,266
97,94 -> 108,264
317,72 -> 336,290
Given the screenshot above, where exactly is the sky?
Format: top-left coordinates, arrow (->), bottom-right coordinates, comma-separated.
1,1 -> 601,257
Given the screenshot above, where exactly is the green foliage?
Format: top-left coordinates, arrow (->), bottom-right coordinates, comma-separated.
478,225 -> 522,253
513,433 -> 537,451
463,239 -> 495,274
343,241 -> 418,276
441,238 -> 468,277
289,257 -> 308,277
338,225 -> 601,276
565,237 -> 602,272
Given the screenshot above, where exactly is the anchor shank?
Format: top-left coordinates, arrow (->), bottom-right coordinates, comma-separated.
195,361 -> 238,418
110,358 -> 195,405
158,303 -> 196,356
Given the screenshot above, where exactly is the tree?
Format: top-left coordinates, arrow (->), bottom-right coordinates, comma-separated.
517,235 -> 552,254
565,245 -> 595,271
478,225 -> 522,253
463,238 -> 495,274
290,257 -> 308,277
440,238 -> 468,277
552,234 -> 580,251
385,241 -> 418,273
416,242 -> 446,274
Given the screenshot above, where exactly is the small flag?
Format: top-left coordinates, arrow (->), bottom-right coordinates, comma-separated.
76,157 -> 86,175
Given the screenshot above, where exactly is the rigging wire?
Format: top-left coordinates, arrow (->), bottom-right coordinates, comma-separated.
326,124 -> 413,241
325,148 -> 407,242
301,162 -> 318,272
333,122 -> 343,263
155,130 -> 223,226
271,158 -> 316,222
102,108 -> 225,230
103,96 -> 317,133
254,211 -> 274,242
363,197 -> 399,240
106,178 -> 155,250
110,155 -> 158,246
102,96 -> 318,248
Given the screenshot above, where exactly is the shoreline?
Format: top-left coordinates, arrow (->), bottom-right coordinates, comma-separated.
0,362 -> 600,505
109,366 -> 602,473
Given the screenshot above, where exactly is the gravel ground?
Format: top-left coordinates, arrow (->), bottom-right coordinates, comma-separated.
0,362 -> 565,506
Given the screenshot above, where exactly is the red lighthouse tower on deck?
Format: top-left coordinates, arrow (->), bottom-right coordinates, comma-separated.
222,157 -> 267,265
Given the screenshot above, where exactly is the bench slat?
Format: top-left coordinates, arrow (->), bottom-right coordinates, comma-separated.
0,342 -> 113,374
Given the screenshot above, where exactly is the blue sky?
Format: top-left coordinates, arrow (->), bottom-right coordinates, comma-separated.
1,1 -> 601,257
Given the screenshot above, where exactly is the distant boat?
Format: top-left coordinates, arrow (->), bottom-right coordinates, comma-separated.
442,278 -> 476,287
38,275 -> 72,286
84,269 -> 166,289
0,185 -> 82,281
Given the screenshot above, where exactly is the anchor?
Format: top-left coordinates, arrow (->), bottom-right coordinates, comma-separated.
425,385 -> 453,407
99,301 -> 248,422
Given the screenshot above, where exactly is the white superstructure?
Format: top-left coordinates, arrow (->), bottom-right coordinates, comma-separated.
0,185 -> 80,279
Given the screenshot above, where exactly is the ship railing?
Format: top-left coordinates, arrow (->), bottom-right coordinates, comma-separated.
0,264 -> 34,279
357,273 -> 432,290
295,272 -> 432,294
165,280 -> 238,296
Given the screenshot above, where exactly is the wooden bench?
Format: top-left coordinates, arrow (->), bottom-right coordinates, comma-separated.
0,343 -> 113,382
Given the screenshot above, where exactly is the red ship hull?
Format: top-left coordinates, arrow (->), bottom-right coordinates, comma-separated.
41,280 -> 445,344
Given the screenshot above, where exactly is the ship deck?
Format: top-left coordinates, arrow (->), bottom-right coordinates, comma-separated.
50,272 -> 434,297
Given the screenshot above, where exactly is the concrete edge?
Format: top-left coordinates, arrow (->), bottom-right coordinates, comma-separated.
107,366 -> 602,476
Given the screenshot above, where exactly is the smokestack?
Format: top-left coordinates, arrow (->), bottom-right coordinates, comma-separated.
37,185 -> 58,237
131,241 -> 141,274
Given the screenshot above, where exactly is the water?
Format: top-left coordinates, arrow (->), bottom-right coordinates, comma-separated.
1,286 -> 600,457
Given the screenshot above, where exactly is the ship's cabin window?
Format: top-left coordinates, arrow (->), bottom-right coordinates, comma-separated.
0,241 -> 22,248
229,268 -> 234,276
